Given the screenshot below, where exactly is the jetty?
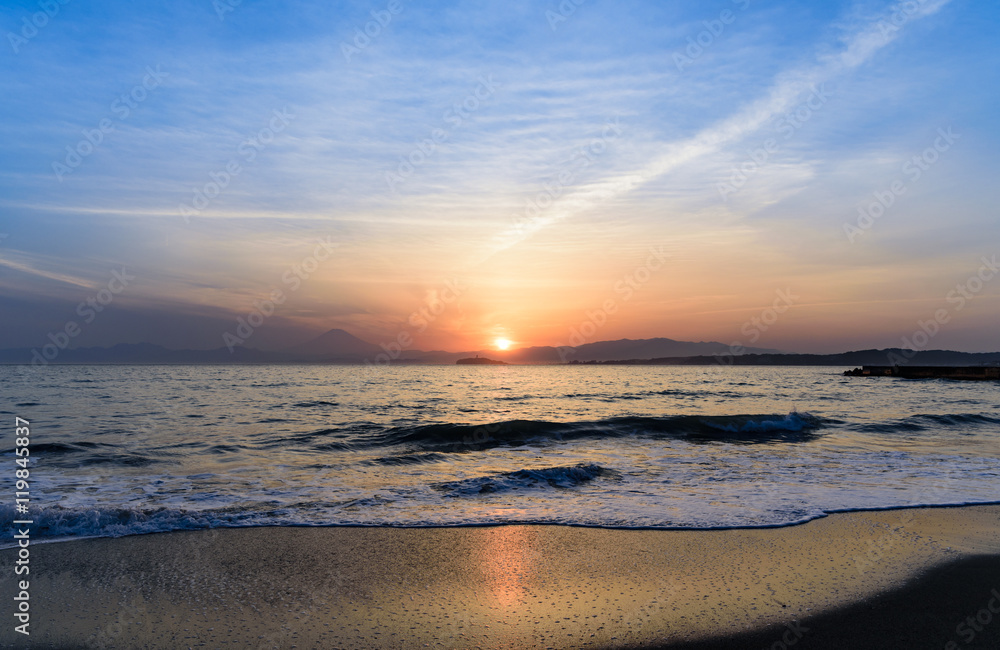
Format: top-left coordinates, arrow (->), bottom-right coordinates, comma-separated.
844,366 -> 1000,380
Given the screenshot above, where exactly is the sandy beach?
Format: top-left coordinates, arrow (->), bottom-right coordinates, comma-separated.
4,504 -> 999,648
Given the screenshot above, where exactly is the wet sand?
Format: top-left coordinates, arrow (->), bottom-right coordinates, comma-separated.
3,505 -> 999,648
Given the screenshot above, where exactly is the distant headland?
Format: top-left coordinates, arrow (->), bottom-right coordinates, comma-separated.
456,356 -> 508,365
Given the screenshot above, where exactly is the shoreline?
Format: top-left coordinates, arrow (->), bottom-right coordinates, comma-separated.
10,500 -> 1000,552
3,505 -> 998,648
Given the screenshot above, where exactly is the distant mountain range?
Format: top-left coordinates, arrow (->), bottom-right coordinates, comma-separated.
1,328 -> 998,367
570,349 -> 1000,367
0,329 -> 779,365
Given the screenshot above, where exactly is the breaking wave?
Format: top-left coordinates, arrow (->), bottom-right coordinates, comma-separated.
432,463 -> 621,496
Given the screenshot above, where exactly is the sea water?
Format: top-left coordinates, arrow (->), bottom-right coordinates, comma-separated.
1,364 -> 998,546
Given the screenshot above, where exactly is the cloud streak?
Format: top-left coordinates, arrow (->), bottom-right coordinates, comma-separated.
0,255 -> 96,290
484,0 -> 955,258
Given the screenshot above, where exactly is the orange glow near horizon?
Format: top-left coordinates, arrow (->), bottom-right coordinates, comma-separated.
312,234 -> 1000,355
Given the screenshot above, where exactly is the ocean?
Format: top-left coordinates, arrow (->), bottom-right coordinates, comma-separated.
2,364 -> 999,547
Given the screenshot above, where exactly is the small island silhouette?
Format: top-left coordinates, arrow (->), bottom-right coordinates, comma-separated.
456,355 -> 508,365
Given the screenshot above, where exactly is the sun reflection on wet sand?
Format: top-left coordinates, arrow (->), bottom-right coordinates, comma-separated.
476,525 -> 538,612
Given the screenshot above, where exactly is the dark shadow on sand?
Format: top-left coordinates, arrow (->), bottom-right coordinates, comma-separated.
643,555 -> 1000,650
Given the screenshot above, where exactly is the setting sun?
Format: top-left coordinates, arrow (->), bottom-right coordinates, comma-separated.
494,337 -> 512,351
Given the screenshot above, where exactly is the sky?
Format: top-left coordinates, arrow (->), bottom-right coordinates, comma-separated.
1,0 -> 998,355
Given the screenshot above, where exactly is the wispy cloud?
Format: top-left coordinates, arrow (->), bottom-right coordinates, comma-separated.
0,255 -> 97,289
484,0 -> 955,258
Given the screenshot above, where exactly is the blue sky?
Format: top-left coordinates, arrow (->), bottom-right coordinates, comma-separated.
1,0 -> 998,354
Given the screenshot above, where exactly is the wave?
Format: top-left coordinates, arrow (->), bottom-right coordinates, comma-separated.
644,388 -> 760,399
207,444 -> 248,454
367,452 -> 450,466
28,441 -> 107,454
700,412 -> 822,434
0,503 -> 263,544
857,412 -> 1000,434
18,441 -> 166,468
370,412 -> 828,451
432,463 -> 622,496
257,412 -> 828,453
356,410 -> 1000,451
21,410 -> 997,467
915,413 -> 1000,426
7,497 -> 1000,548
77,453 -> 164,467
